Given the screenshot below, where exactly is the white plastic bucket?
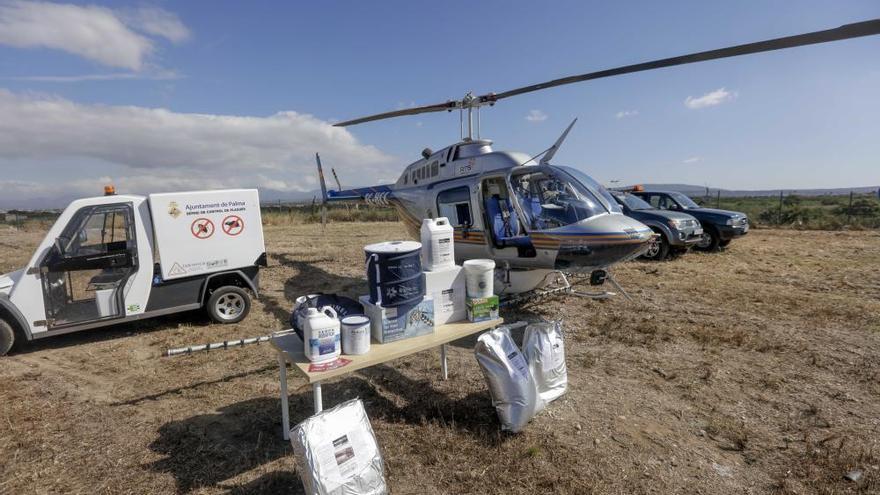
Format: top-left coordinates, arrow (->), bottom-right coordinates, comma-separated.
463,259 -> 495,298
420,217 -> 455,271
95,288 -> 117,317
341,315 -> 371,355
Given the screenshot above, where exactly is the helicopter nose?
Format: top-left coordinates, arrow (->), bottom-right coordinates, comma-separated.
546,215 -> 654,271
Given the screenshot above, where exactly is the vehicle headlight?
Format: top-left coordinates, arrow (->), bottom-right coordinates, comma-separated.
668,218 -> 686,229
725,218 -> 736,225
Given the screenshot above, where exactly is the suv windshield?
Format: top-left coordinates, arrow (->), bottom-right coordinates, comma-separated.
511,167 -> 608,229
670,192 -> 701,209
613,192 -> 652,211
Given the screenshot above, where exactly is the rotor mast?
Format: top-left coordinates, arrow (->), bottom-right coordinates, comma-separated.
459,92 -> 492,141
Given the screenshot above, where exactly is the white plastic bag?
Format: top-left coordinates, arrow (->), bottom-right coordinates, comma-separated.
474,325 -> 543,432
290,399 -> 387,495
523,321 -> 567,404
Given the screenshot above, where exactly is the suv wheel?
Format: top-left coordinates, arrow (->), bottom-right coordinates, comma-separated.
642,232 -> 670,261
206,286 -> 251,324
695,226 -> 721,251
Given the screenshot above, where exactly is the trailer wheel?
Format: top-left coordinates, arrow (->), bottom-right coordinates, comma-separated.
0,319 -> 15,356
206,286 -> 251,324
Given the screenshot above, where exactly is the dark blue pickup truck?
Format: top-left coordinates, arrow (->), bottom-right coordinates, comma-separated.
631,190 -> 749,251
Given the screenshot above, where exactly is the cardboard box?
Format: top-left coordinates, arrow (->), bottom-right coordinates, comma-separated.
422,266 -> 466,325
359,296 -> 434,344
467,296 -> 500,323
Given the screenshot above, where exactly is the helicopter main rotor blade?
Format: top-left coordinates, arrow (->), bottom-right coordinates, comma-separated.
334,19 -> 880,127
334,101 -> 458,127
484,19 -> 880,102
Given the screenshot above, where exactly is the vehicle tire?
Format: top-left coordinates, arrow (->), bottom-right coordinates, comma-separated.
0,319 -> 15,357
642,231 -> 670,261
719,239 -> 732,248
206,286 -> 251,324
694,226 -> 721,252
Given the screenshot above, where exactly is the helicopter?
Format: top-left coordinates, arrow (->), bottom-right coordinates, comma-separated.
316,19 -> 880,295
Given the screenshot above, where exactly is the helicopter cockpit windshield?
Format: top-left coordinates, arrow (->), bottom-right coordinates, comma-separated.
511,166 -> 617,230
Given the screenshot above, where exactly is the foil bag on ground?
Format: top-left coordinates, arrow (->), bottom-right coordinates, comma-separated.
290,399 -> 387,495
523,321 -> 567,403
474,325 -> 543,432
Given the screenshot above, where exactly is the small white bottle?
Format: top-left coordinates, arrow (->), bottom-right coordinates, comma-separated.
303,306 -> 341,363
421,217 -> 455,271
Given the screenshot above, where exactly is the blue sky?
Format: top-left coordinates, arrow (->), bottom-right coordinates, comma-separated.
0,0 -> 878,208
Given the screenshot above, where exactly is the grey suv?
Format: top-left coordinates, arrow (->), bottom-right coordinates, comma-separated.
610,191 -> 703,260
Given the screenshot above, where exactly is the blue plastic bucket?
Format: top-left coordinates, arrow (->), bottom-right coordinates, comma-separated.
364,240 -> 424,306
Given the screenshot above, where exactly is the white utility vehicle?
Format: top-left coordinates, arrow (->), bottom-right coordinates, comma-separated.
0,188 -> 266,355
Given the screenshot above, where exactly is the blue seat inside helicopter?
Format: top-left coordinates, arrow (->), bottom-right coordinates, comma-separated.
486,195 -> 532,247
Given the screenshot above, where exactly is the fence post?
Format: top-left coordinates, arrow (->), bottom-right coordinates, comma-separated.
847,191 -> 853,225
777,190 -> 784,225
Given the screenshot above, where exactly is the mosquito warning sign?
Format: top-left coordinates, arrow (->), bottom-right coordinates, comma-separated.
149,189 -> 265,281
222,215 -> 244,236
191,218 -> 215,239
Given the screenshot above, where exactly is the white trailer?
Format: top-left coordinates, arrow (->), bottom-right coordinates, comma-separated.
0,188 -> 266,355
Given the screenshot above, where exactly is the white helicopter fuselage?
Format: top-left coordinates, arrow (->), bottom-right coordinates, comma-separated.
327,139 -> 653,293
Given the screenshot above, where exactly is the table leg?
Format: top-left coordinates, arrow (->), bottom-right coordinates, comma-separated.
278,355 -> 290,441
313,382 -> 323,413
440,344 -> 448,380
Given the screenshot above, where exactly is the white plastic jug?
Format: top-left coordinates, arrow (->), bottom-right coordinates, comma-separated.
303,306 -> 341,363
420,217 -> 455,271
463,259 -> 495,298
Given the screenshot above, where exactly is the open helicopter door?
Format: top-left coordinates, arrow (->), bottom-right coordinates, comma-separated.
479,176 -> 536,258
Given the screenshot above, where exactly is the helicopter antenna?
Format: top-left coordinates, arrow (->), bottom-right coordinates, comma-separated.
334,19 -> 880,129
540,118 -> 578,165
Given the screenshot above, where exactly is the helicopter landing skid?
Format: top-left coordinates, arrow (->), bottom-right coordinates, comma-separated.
499,270 -> 631,307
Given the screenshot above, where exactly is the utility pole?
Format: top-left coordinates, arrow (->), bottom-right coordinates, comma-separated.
716,190 -> 721,209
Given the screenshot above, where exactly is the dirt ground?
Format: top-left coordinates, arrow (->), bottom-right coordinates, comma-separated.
1,223 -> 878,494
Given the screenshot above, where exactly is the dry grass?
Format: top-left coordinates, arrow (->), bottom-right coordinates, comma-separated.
1,224 -> 878,494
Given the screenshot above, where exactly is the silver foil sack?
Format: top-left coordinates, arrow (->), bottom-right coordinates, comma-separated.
290,399 -> 387,495
523,321 -> 567,404
474,325 -> 543,433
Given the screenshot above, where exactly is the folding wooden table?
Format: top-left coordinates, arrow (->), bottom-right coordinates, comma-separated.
270,318 -> 504,440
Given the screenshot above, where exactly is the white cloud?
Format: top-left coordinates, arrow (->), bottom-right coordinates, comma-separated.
525,109 -> 547,122
127,6 -> 190,43
684,88 -> 736,109
0,89 -> 392,203
615,110 -> 638,119
0,1 -> 188,71
3,70 -> 182,83
682,156 -> 701,164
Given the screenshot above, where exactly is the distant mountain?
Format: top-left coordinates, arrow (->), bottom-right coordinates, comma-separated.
635,184 -> 880,198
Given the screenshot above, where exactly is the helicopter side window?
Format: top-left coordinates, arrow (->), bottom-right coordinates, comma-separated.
437,186 -> 473,228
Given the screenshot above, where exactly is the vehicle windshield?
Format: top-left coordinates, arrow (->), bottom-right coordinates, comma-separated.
669,192 -> 701,209
510,167 -> 609,229
615,192 -> 653,210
